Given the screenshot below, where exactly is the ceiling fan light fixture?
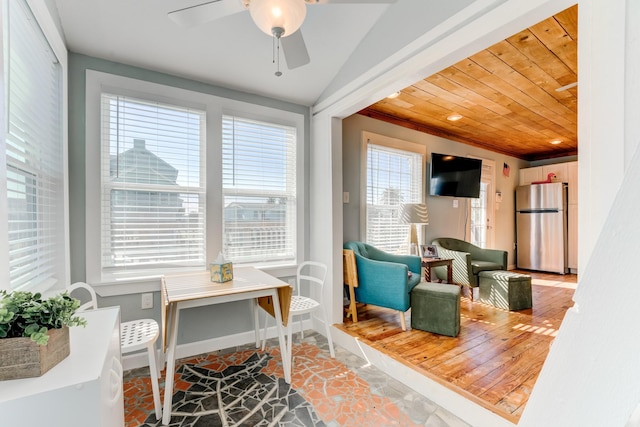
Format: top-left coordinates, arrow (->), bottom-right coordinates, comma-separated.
249,0 -> 306,38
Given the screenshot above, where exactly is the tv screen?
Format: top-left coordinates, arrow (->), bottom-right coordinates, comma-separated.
429,153 -> 482,198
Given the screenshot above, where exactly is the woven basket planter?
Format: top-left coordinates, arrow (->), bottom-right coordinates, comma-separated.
0,327 -> 70,381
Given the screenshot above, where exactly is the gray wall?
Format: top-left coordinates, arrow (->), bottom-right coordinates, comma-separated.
68,53 -> 308,345
342,114 -> 530,266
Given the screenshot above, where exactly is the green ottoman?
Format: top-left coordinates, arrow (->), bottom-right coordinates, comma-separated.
478,270 -> 532,311
411,282 -> 460,337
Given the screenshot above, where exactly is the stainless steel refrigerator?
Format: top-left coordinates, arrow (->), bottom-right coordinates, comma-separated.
515,182 -> 568,274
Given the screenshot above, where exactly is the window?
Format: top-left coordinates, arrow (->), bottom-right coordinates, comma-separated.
222,115 -> 297,264
100,94 -> 206,272
2,0 -> 66,291
85,72 -> 305,284
364,133 -> 424,253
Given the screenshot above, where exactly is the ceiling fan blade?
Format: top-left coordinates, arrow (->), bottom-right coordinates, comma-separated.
281,31 -> 310,70
304,0 -> 396,4
168,0 -> 245,28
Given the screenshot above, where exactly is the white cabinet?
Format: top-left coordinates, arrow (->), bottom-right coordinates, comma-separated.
519,167 -> 543,185
519,163 -> 571,185
0,307 -> 123,427
567,161 -> 578,205
568,204 -> 578,270
566,161 -> 578,271
519,161 -> 579,273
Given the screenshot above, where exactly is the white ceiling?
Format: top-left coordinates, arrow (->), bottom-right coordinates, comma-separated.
53,0 -> 392,105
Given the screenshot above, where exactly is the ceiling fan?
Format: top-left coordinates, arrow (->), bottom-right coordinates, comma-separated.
168,0 -> 395,75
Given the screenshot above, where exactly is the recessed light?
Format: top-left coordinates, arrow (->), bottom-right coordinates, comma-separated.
550,139 -> 562,145
447,114 -> 463,121
387,91 -> 401,99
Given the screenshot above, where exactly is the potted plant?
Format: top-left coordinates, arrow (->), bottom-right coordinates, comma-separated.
0,290 -> 87,380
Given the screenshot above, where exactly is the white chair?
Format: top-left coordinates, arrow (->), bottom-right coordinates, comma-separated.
68,282 -> 162,420
262,261 -> 335,364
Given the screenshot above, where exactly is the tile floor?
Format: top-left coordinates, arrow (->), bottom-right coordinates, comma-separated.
124,332 -> 471,427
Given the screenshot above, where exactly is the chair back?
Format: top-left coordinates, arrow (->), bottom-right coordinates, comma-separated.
296,261 -> 327,298
67,282 -> 99,312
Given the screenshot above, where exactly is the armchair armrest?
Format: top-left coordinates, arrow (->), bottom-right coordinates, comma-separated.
434,247 -> 473,286
471,247 -> 508,270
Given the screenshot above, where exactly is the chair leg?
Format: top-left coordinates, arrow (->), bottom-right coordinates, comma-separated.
321,308 -> 335,358
399,311 -> 407,331
348,284 -> 358,323
146,342 -> 162,420
299,315 -> 304,340
155,342 -> 162,377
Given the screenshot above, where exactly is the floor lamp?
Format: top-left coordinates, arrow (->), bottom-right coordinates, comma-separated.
399,203 -> 429,256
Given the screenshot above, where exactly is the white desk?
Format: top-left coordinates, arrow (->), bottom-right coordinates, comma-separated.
160,267 -> 292,425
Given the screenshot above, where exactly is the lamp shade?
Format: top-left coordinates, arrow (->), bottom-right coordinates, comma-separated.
399,203 -> 429,225
249,0 -> 306,37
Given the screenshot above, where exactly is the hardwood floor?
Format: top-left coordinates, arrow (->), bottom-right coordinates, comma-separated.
335,271 -> 577,424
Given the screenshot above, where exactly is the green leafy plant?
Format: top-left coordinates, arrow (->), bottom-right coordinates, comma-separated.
0,290 -> 87,346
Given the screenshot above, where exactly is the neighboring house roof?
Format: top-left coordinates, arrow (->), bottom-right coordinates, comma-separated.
110,139 -> 178,185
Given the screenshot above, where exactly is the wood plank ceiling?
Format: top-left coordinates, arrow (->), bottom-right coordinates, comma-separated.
358,5 -> 578,161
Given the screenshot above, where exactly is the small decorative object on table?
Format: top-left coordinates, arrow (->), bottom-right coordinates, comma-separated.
210,252 -> 233,283
0,290 -> 87,380
421,244 -> 439,258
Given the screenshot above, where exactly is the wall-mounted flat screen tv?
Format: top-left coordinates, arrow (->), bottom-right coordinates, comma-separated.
429,153 -> 482,198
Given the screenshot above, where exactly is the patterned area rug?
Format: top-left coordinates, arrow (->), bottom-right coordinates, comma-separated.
139,352 -> 324,427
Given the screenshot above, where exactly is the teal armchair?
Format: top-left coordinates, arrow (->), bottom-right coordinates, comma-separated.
343,241 -> 421,330
431,237 -> 507,298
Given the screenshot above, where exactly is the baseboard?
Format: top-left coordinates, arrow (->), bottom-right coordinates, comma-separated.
122,318 -> 314,371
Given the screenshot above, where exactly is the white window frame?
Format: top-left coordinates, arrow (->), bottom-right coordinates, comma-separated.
85,71 -> 304,290
360,131 -> 426,252
100,93 -> 207,272
0,0 -> 69,292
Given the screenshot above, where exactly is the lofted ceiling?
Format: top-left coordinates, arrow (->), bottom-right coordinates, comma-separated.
358,5 -> 578,161
52,1 -> 576,161
52,0 -> 394,106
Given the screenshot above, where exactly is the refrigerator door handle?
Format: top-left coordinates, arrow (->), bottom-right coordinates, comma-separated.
518,209 -> 560,214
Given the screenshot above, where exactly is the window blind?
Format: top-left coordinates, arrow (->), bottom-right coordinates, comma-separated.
366,143 -> 422,253
222,115 -> 296,264
5,0 -> 64,291
100,94 -> 206,270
